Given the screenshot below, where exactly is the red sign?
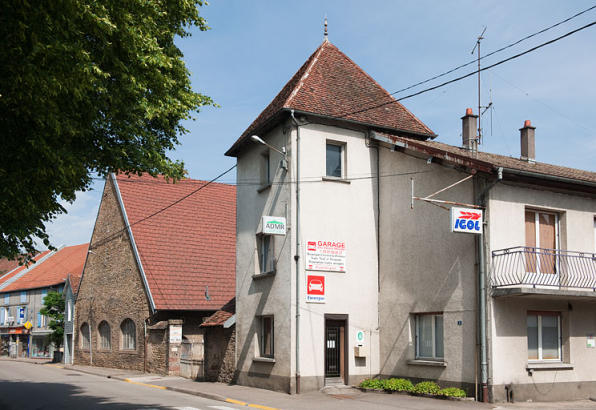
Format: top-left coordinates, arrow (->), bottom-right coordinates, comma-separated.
306,275 -> 326,303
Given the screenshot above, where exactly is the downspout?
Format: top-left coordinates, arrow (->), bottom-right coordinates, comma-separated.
290,110 -> 301,394
477,167 -> 502,403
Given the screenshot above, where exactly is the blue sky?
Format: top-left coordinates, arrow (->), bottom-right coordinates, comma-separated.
45,0 -> 596,248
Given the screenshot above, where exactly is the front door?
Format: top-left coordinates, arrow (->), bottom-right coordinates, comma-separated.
325,319 -> 345,382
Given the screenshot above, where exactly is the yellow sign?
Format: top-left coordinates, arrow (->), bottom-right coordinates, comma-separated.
24,321 -> 32,330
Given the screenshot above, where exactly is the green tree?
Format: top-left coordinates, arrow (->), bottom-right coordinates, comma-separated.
0,0 -> 215,261
40,291 -> 65,349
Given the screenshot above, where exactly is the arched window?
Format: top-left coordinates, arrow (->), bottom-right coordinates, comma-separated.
98,321 -> 111,350
120,319 -> 136,350
80,323 -> 90,349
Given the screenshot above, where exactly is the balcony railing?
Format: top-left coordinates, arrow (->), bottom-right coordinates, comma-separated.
491,246 -> 596,290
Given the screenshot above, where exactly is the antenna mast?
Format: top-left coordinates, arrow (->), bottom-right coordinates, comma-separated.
471,27 -> 487,149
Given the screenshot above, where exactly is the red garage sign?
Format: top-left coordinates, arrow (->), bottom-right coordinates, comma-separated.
306,275 -> 326,304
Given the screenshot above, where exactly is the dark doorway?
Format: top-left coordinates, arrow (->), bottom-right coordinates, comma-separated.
325,319 -> 346,383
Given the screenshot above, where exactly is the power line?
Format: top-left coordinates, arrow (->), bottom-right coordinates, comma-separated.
389,4 -> 596,97
339,20 -> 596,119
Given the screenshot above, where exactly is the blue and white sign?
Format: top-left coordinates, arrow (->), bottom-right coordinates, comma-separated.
451,207 -> 483,234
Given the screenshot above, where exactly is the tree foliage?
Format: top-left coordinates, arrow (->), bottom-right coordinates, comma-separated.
0,0 -> 215,260
40,291 -> 65,348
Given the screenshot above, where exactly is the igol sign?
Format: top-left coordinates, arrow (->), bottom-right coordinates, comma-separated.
262,216 -> 286,235
450,207 -> 483,235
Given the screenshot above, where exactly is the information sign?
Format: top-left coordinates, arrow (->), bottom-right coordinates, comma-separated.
306,240 -> 346,272
306,275 -> 326,304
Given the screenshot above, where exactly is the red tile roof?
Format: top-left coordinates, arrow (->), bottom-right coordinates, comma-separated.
201,297 -> 235,327
66,273 -> 82,295
0,250 -> 52,289
115,174 -> 236,311
376,131 -> 596,184
227,39 -> 435,156
2,244 -> 88,292
0,259 -> 20,276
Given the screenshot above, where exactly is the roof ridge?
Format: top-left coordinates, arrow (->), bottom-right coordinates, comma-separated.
284,40 -> 329,108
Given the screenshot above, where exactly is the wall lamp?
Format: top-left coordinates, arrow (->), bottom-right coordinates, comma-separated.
251,135 -> 288,170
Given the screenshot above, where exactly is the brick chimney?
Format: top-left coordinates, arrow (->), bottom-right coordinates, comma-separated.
462,108 -> 478,150
520,120 -> 536,163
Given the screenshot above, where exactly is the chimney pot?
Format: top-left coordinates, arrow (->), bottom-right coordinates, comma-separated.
520,120 -> 536,163
462,108 -> 478,150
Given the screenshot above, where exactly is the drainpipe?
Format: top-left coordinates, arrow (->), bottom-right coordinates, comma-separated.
477,167 -> 502,403
290,110 -> 301,394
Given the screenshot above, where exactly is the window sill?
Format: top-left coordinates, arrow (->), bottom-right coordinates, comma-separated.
253,357 -> 275,363
257,184 -> 272,193
119,349 -> 138,355
526,362 -> 573,371
322,176 -> 350,184
253,271 -> 276,280
407,359 -> 447,367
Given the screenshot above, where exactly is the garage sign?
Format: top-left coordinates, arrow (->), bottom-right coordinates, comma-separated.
306,275 -> 325,304
451,207 -> 483,234
306,240 -> 346,272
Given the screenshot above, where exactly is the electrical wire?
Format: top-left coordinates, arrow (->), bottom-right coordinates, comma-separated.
339,21 -> 596,119
389,4 -> 596,97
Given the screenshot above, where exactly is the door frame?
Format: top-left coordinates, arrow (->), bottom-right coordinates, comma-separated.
324,314 -> 349,384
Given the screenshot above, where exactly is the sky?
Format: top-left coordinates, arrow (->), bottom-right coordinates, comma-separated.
44,0 -> 596,249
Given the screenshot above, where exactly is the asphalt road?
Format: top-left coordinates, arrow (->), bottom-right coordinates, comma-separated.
0,361 -> 243,410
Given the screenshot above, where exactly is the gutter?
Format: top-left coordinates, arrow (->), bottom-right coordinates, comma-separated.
111,173 -> 156,314
501,167 -> 596,189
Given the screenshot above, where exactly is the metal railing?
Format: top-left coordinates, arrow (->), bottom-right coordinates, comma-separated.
491,246 -> 596,290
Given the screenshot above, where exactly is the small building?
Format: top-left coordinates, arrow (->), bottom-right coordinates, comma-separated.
74,173 -> 236,376
0,244 -> 88,358
200,297 -> 236,383
63,273 -> 82,365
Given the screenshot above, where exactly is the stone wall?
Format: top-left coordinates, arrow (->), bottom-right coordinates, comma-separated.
205,326 -> 235,383
74,176 -> 153,372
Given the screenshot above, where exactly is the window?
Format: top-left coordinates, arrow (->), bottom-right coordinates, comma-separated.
528,312 -> 561,361
258,235 -> 275,273
525,210 -> 558,274
41,289 -> 48,303
66,301 -> 72,322
37,311 -> 45,328
326,143 -> 343,178
3,293 -> 8,305
80,323 -> 90,349
0,308 -> 5,325
260,316 -> 274,358
98,321 -> 111,350
20,291 -> 27,303
260,151 -> 271,186
121,319 -> 136,350
416,314 -> 444,360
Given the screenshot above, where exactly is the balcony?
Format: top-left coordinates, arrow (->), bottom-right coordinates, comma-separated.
491,247 -> 596,299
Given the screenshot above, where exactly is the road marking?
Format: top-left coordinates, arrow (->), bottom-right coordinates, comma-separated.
45,364 -> 64,369
248,405 -> 280,410
124,379 -> 167,390
225,399 -> 247,406
209,407 -> 239,410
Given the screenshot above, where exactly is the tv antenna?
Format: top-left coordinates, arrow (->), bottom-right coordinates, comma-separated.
471,27 -> 488,148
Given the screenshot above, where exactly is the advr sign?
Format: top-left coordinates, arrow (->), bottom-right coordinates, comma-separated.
451,207 -> 483,234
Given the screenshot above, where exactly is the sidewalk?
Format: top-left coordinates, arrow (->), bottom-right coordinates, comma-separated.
6,357 -> 596,410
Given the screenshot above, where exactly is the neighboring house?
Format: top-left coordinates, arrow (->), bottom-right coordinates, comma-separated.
226,37 -> 596,403
200,297 -> 236,382
74,173 -> 236,377
63,273 -> 82,365
0,244 -> 88,358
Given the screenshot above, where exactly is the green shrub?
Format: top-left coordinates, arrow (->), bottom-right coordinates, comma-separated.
359,378 -> 384,389
412,381 -> 441,395
383,378 -> 414,392
438,387 -> 467,398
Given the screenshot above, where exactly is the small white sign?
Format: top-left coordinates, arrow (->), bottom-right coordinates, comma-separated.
588,333 -> 595,348
262,216 -> 286,235
356,330 -> 365,346
306,240 -> 346,272
169,325 -> 182,344
451,207 -> 483,234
